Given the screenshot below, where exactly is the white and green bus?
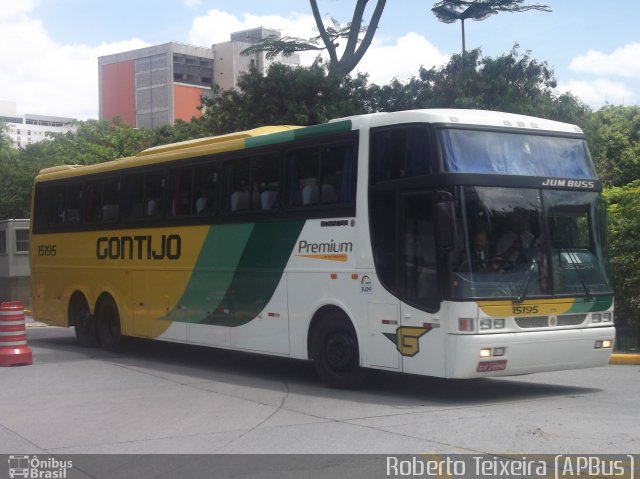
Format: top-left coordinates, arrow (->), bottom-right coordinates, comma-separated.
30,109 -> 615,387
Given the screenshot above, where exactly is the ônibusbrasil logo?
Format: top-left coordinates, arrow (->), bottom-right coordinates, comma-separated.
8,455 -> 73,479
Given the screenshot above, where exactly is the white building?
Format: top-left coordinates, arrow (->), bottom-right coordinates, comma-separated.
212,27 -> 301,90
0,101 -> 76,148
0,219 -> 30,278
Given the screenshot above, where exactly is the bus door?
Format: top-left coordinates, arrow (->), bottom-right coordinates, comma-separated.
399,192 -> 445,375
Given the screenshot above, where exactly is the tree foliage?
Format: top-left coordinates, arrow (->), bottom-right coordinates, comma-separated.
432,0 -> 550,16
200,61 -> 369,134
39,119 -> 153,166
368,46 -> 589,124
581,105 -> 640,187
241,0 -> 386,78
603,181 -> 640,335
0,119 -> 154,219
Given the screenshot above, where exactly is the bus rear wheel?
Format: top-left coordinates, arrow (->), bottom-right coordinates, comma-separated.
96,295 -> 122,352
70,294 -> 97,347
311,313 -> 367,389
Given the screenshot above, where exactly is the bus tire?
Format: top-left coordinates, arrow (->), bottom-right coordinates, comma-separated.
96,295 -> 122,352
311,312 -> 367,389
69,293 -> 97,347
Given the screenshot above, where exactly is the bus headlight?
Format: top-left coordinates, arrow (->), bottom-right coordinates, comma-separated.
480,348 -> 492,358
480,319 -> 492,330
592,313 -> 602,323
594,339 -> 613,349
494,318 -> 505,329
603,312 -> 613,322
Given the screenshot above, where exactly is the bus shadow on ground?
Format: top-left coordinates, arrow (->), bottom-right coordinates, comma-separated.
28,327 -> 601,407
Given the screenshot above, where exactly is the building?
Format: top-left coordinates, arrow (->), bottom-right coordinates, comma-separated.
0,219 -> 29,278
98,28 -> 300,129
0,219 -> 31,306
99,43 -> 214,129
0,101 -> 76,149
212,27 -> 300,90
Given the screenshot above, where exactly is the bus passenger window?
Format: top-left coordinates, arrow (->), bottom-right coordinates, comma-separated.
63,183 -> 83,225
101,178 -> 120,222
252,156 -> 280,211
287,143 -> 354,207
169,166 -> 194,217
145,172 -> 165,218
226,159 -> 251,212
122,174 -> 144,219
370,126 -> 430,183
194,163 -> 218,215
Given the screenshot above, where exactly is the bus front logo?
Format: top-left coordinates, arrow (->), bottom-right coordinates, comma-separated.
383,326 -> 433,357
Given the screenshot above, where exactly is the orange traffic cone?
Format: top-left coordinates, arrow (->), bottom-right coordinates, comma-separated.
0,301 -> 33,366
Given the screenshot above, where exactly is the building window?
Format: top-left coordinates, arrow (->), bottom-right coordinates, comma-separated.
0,230 -> 6,254
15,229 -> 29,253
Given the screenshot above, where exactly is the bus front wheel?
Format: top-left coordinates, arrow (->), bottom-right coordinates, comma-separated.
70,294 -> 97,347
311,313 -> 367,389
96,295 -> 122,352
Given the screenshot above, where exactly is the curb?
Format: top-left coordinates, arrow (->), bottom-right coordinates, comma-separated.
610,354 -> 640,365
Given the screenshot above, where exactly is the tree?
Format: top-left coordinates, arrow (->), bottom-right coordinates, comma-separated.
35,119 -> 153,166
241,0 -> 386,78
0,155 -> 39,218
581,105 -> 640,187
151,118 -> 206,146
0,119 -> 154,218
603,181 -> 640,347
200,61 -> 369,134
432,0 -> 550,54
367,46 -> 589,125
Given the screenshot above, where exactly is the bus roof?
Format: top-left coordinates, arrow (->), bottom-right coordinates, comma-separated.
342,109 -> 584,135
34,109 -> 584,183
35,125 -> 303,182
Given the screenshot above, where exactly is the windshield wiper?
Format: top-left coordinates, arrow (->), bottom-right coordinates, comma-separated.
513,258 -> 537,304
561,248 -> 592,300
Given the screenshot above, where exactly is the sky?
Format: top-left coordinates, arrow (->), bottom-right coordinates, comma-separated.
2,0 -> 640,120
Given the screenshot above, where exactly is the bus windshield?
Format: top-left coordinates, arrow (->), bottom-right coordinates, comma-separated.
439,129 -> 597,178
450,186 -> 612,300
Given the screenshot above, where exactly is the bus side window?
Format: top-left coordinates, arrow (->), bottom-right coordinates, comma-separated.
145,171 -> 165,218
63,182 -> 83,225
101,178 -> 120,222
122,174 -> 145,219
226,159 -> 251,212
287,143 -> 354,208
82,180 -> 101,223
252,155 -> 280,211
287,148 -> 319,207
169,166 -> 194,217
194,163 -> 218,215
370,126 -> 430,183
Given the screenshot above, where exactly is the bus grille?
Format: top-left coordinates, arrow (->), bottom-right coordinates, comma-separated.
515,314 -> 587,328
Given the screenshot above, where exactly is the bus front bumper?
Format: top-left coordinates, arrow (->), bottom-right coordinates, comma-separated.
448,326 -> 616,378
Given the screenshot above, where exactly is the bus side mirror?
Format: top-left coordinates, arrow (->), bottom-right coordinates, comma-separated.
436,200 -> 456,252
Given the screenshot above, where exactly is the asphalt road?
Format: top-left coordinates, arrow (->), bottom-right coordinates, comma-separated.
1,326 -> 638,458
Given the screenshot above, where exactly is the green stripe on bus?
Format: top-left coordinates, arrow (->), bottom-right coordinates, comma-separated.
292,120 -> 353,141
201,219 -> 305,326
165,223 -> 255,324
244,130 -> 297,149
567,295 -> 614,314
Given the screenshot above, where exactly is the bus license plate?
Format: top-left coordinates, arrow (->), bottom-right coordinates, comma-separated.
477,360 -> 507,372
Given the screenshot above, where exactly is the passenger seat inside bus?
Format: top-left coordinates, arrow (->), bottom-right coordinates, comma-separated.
302,184 -> 318,205
231,191 -> 249,211
261,190 -> 278,210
